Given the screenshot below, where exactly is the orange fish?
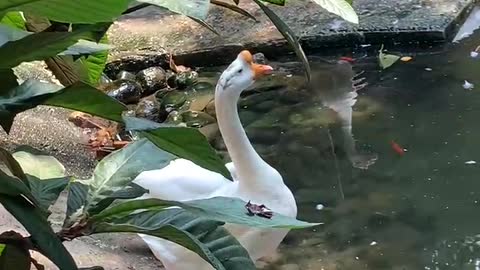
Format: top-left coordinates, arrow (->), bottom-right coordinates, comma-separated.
390,141 -> 405,156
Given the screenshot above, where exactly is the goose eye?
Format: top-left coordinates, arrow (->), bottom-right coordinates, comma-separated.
237,69 -> 243,74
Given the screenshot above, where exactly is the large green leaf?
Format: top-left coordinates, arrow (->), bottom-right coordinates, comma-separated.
0,12 -> 26,30
85,139 -> 176,215
311,0 -> 358,24
0,170 -> 78,270
253,0 -> 311,83
88,183 -> 148,216
44,82 -> 127,122
0,24 -> 101,69
0,147 -> 28,187
378,44 -> 400,70
93,197 -> 319,229
137,0 -> 210,20
0,24 -> 29,47
0,0 -> 131,24
27,176 -> 70,211
93,208 -> 256,270
12,147 -> 69,211
0,79 -> 62,133
12,146 -> 66,179
124,116 -> 231,179
63,181 -> 89,228
74,35 -> 109,85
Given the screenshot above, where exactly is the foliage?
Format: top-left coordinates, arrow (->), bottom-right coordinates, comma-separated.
0,0 -> 357,269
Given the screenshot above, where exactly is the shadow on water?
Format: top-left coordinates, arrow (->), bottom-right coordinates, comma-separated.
208,24 -> 480,270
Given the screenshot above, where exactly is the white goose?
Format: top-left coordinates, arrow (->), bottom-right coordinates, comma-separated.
134,50 -> 298,270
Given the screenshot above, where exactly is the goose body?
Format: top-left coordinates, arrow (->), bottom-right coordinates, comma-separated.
134,51 -> 297,270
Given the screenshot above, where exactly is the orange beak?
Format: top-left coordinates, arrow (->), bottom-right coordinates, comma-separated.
252,63 -> 273,79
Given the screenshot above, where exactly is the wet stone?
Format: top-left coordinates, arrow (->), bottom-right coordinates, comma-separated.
134,95 -> 163,122
159,91 -> 187,111
175,70 -> 199,90
103,79 -> 143,104
116,70 -> 137,81
136,66 -> 167,95
181,111 -> 216,128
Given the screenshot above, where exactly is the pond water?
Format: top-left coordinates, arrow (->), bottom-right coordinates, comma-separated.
188,22 -> 480,270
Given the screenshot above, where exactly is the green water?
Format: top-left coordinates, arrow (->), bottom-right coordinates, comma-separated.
204,29 -> 480,270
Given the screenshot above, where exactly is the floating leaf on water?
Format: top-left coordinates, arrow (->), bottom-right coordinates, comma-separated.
470,51 -> 479,58
378,44 -> 400,70
400,56 -> 412,62
465,160 -> 477,165
463,80 -> 474,90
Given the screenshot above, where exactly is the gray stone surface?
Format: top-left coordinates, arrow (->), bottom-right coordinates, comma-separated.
108,0 -> 474,65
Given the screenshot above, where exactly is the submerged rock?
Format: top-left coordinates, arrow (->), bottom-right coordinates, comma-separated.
158,91 -> 187,111
175,71 -> 199,90
134,95 -> 163,122
116,70 -> 137,81
205,99 -> 216,118
164,110 -> 183,125
189,93 -> 214,111
181,111 -> 216,128
199,123 -> 219,142
103,79 -> 143,104
136,67 -> 167,95
191,81 -> 214,92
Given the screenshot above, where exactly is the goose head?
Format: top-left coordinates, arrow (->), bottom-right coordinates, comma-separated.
217,50 -> 273,93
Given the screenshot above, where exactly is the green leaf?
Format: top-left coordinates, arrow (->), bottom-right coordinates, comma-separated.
0,79 -> 62,133
311,0 -> 358,24
93,197 -> 319,229
138,0 -> 210,20
210,0 -> 257,21
260,0 -> 285,5
0,24 -> 29,47
0,147 -> 29,187
12,146 -> 69,211
44,82 -> 127,122
74,35 -> 109,85
124,116 -> 231,179
0,69 -> 19,96
0,12 -> 26,30
63,181 -> 89,228
85,139 -> 176,215
93,208 -> 256,270
0,0 -> 131,24
0,243 -> 31,270
60,39 -> 112,56
88,183 -> 148,216
124,116 -> 229,178
27,176 -> 70,211
145,128 -> 232,180
378,44 -> 400,70
0,24 -> 100,69
253,0 -> 311,83
0,195 -> 78,270
12,146 -> 66,179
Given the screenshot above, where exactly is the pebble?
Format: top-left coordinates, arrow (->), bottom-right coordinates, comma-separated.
465,160 -> 477,165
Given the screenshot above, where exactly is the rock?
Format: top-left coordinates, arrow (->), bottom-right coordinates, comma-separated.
205,99 -> 216,118
159,91 -> 187,111
253,52 -> 267,65
181,111 -> 216,128
199,123 -> 219,142
189,93 -> 214,112
134,95 -> 163,122
175,70 -> 199,90
99,73 -> 113,84
191,81 -> 214,92
136,66 -> 167,95
164,110 -> 183,125
166,70 -> 177,88
279,264 -> 300,270
102,79 -> 143,104
245,126 -> 282,145
116,70 -> 137,81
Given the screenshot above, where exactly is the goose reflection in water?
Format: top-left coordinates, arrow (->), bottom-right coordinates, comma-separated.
311,58 -> 378,169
